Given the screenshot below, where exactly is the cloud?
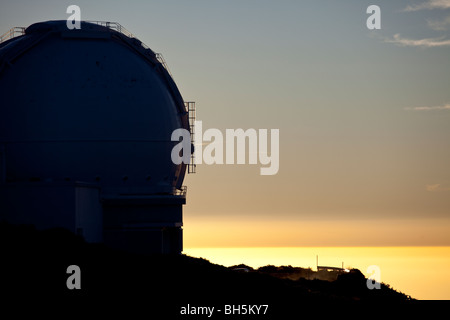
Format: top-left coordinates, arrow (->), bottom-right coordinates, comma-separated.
426,184 -> 450,192
427,15 -> 450,30
385,33 -> 450,47
404,0 -> 450,12
404,103 -> 450,111
426,184 -> 442,191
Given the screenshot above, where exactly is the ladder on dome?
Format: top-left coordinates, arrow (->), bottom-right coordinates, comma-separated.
185,101 -> 196,173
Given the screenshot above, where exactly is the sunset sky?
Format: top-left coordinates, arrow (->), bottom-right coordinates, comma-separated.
1,0 -> 449,248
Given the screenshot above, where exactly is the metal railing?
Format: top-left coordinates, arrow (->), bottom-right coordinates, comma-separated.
173,186 -> 187,197
0,27 -> 25,44
155,53 -> 172,76
85,21 -> 134,38
85,21 -> 152,50
86,21 -> 172,76
0,21 -> 173,77
185,102 -> 196,174
0,22 -> 135,44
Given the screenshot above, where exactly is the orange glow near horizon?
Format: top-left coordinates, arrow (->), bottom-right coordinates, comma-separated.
183,217 -> 450,299
183,216 -> 450,248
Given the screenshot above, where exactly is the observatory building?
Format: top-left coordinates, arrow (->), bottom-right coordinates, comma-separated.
0,21 -> 194,254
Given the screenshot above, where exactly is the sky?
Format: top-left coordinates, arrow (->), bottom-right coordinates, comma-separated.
1,0 -> 449,247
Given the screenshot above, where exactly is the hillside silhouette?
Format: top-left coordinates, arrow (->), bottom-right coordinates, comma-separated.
0,221 -> 413,316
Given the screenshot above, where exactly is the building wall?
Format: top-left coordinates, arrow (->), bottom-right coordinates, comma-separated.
0,182 -> 102,243
0,183 -> 184,253
102,195 -> 184,254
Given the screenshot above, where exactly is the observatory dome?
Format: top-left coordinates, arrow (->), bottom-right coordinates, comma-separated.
0,20 -> 189,195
